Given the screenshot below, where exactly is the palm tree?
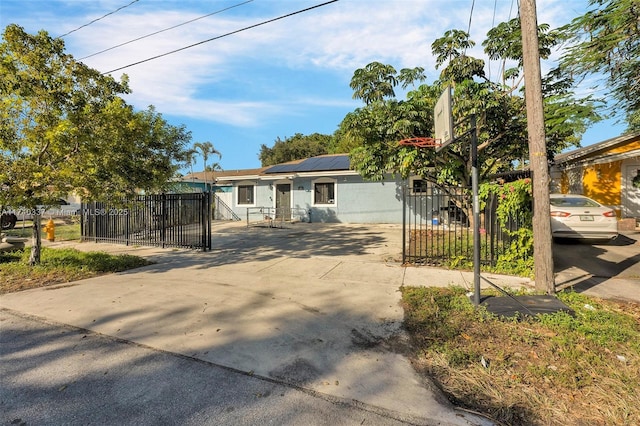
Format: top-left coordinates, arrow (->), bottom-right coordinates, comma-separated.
193,141 -> 222,192
205,163 -> 223,172
184,147 -> 198,178
181,148 -> 199,193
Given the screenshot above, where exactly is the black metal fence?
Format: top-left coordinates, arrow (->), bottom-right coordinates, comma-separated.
81,193 -> 212,250
403,184 -> 527,266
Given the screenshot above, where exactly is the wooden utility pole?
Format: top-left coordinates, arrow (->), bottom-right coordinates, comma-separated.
520,0 -> 555,293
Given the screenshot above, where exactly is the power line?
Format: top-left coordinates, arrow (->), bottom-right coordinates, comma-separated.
103,0 -> 339,74
80,0 -> 254,61
463,0 -> 475,57
491,0 -> 517,83
57,0 -> 141,38
488,0 -> 498,81
491,0 -> 498,28
466,0 -> 475,36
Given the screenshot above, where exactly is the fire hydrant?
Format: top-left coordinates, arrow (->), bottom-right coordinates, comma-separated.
44,219 -> 55,242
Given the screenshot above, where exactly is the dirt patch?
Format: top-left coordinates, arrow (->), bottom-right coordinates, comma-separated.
269,358 -> 320,385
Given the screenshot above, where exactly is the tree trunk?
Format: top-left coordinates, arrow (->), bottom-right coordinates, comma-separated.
29,212 -> 42,266
520,0 -> 555,293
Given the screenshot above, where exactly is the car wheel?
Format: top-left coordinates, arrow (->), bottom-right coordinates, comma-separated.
1,213 -> 17,230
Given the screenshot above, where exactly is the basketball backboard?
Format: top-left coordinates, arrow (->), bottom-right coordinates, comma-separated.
434,85 -> 454,152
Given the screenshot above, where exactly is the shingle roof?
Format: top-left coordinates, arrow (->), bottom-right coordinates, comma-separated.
182,154 -> 352,183
184,167 -> 267,181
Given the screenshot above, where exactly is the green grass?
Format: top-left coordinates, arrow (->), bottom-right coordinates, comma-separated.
5,221 -> 81,241
407,230 -> 533,276
402,286 -> 640,425
0,247 -> 153,294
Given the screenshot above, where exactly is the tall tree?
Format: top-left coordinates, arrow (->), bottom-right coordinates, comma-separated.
258,133 -> 332,166
343,20 -> 600,189
205,163 -> 223,172
0,25 -> 190,264
184,148 -> 198,178
193,141 -> 221,191
349,62 -> 426,105
560,0 -> 640,131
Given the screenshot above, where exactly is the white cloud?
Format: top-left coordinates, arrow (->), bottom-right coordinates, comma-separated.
5,0 -> 619,170
4,0 -> 596,128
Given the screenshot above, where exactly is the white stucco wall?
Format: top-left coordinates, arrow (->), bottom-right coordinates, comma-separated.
228,174 -> 411,224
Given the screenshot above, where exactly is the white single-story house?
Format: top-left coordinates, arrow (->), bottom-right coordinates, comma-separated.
182,154 -> 437,224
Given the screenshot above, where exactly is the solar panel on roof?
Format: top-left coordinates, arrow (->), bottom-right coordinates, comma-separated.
263,155 -> 350,174
297,157 -> 323,172
263,164 -> 293,173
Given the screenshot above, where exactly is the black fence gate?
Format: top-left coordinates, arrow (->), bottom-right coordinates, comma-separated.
81,193 -> 212,250
403,184 -> 526,266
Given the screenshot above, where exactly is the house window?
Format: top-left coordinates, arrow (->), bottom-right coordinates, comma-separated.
237,185 -> 254,205
410,178 -> 428,194
313,179 -> 336,205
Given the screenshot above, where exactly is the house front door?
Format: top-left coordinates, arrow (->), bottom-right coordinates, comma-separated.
275,184 -> 291,220
623,164 -> 640,218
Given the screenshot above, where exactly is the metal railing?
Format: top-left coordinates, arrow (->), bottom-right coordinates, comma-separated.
403,184 -> 527,266
81,193 -> 212,250
246,207 -> 309,228
213,194 -> 241,221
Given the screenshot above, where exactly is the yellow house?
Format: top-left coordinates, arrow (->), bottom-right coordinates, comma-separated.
550,132 -> 640,222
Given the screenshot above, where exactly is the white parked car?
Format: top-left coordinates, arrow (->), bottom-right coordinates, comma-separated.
549,194 -> 618,241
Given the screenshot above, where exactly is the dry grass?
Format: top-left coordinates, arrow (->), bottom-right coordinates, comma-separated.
402,286 -> 640,426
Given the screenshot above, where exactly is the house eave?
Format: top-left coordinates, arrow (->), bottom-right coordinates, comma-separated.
257,174 -> 296,181
556,148 -> 640,170
216,175 -> 262,182
294,170 -> 360,178
216,170 -> 360,181
553,132 -> 640,165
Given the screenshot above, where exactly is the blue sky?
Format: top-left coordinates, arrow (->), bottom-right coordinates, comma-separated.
0,0 -> 626,174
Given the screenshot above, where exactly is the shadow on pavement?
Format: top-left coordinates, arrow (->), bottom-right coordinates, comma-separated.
114,223 -> 402,275
0,309 -> 418,426
553,233 -> 640,295
2,222 -> 498,425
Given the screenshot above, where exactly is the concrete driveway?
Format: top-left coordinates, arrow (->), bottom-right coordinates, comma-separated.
4,221 -> 638,425
553,231 -> 640,302
2,222 -> 501,426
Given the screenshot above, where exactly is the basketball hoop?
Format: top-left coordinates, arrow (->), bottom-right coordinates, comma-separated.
398,137 -> 440,148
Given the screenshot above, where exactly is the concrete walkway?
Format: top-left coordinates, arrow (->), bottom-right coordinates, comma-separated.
2,222 -> 638,425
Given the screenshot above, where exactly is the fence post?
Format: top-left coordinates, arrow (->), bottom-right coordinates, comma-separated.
80,202 -> 85,242
208,192 -> 212,250
93,202 -> 98,243
125,201 -> 130,246
206,192 -> 210,251
402,182 -> 407,264
161,194 -> 166,249
200,192 -> 207,251
200,192 -> 211,251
